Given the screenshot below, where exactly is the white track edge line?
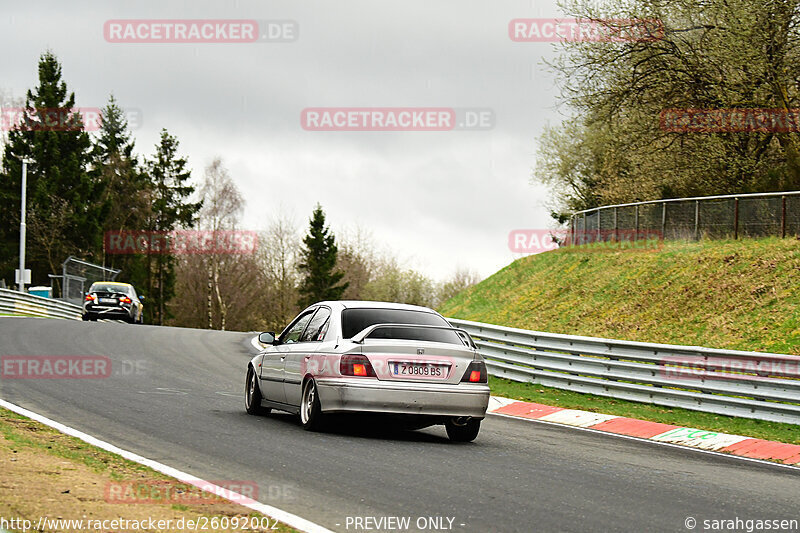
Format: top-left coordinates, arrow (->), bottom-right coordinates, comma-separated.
250,335 -> 262,352
487,410 -> 800,472
0,398 -> 334,533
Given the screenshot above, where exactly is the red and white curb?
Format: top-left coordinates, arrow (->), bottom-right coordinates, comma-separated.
487,397 -> 800,466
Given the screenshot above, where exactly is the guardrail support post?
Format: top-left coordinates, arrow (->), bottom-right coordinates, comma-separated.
570,216 -> 574,246
597,209 -> 601,243
582,213 -> 587,245
694,200 -> 700,241
781,195 -> 786,238
661,202 -> 666,238
613,207 -> 618,242
733,197 -> 739,240
634,205 -> 639,242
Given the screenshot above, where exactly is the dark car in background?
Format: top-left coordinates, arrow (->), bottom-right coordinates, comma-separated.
82,281 -> 144,324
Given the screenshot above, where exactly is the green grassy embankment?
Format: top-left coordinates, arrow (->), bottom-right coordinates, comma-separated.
441,237 -> 800,444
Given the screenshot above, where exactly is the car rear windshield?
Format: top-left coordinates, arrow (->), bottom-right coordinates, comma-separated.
341,308 -> 464,345
90,284 -> 130,295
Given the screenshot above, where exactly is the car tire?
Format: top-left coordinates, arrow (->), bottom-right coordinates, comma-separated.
82,314 -> 90,321
245,366 -> 270,415
300,379 -> 325,431
445,418 -> 481,442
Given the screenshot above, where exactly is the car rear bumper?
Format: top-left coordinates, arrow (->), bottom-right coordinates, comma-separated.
315,378 -> 490,418
83,306 -> 131,317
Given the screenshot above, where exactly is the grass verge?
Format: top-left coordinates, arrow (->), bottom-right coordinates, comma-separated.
0,406 -> 298,532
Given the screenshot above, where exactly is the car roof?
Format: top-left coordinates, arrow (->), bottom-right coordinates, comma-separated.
313,300 -> 438,313
90,281 -> 133,287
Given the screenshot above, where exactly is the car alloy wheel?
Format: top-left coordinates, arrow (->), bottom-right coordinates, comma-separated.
245,366 -> 269,415
300,379 -> 324,431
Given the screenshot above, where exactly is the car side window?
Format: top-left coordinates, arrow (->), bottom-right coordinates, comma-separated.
280,311 -> 315,344
299,307 -> 332,342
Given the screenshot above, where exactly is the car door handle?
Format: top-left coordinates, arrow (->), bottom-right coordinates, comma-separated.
280,357 -> 286,361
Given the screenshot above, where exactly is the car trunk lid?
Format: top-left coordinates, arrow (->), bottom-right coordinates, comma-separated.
357,339 -> 478,384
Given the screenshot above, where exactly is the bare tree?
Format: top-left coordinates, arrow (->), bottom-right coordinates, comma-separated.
199,158 -> 243,330
435,268 -> 482,307
169,157 -> 265,331
337,225 -> 379,300
27,195 -> 73,281
538,0 -> 800,215
258,211 -> 301,332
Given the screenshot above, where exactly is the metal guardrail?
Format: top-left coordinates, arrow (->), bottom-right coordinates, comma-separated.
0,288 -> 82,320
449,318 -> 800,425
569,190 -> 800,243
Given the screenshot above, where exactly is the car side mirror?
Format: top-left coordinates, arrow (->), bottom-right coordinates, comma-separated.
258,332 -> 277,345
139,295 -> 146,301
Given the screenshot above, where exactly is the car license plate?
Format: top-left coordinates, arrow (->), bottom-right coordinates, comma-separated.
392,362 -> 446,378
99,298 -> 116,304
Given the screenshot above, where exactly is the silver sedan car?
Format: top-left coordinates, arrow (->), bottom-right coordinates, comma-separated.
245,301 -> 490,441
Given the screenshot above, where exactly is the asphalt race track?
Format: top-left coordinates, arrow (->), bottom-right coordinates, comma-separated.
1,318 -> 799,532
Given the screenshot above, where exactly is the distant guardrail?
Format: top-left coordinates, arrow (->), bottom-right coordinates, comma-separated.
449,318 -> 800,425
0,288 -> 82,320
569,190 -> 800,243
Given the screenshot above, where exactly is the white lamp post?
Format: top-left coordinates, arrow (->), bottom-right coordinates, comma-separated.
18,158 -> 32,292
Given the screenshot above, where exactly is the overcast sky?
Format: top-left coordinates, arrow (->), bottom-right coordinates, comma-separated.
2,0 -> 573,280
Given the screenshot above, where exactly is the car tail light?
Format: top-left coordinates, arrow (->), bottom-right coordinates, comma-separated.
461,361 -> 487,383
85,294 -> 96,302
120,296 -> 132,303
340,354 -> 376,377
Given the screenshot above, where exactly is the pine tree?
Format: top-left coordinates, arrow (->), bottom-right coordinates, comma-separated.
93,94 -> 151,304
297,204 -> 348,307
143,129 -> 201,324
94,95 -> 135,163
0,51 -> 100,285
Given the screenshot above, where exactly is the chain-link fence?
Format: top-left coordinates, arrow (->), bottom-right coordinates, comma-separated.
569,191 -> 800,245
49,256 -> 121,305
